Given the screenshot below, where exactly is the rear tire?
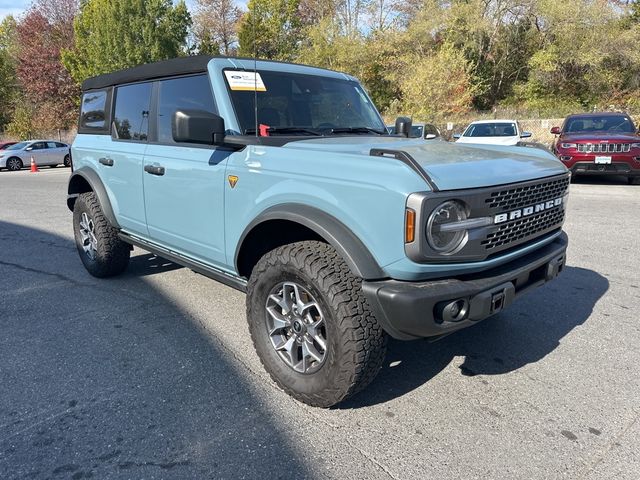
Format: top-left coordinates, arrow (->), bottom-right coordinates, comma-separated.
64,154 -> 71,168
6,157 -> 22,171
246,241 -> 387,407
73,192 -> 130,278
628,177 -> 639,185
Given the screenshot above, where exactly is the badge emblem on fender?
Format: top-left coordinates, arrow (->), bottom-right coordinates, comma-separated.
228,175 -> 239,188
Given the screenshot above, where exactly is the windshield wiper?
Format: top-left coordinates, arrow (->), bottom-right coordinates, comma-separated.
244,126 -> 322,136
329,127 -> 386,135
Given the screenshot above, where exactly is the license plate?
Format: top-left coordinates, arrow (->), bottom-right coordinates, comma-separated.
595,156 -> 611,164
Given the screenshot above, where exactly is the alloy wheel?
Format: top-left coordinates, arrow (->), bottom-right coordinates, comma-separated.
78,212 -> 98,260
265,282 -> 327,374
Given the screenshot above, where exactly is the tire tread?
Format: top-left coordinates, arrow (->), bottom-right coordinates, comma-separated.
246,241 -> 386,407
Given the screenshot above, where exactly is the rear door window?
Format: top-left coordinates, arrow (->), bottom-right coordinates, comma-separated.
113,83 -> 152,141
156,75 -> 216,144
80,90 -> 110,132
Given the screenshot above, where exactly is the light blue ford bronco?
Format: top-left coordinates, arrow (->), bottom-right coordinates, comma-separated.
68,56 -> 569,407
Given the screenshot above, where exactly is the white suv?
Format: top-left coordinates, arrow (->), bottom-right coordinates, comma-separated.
454,120 -> 532,146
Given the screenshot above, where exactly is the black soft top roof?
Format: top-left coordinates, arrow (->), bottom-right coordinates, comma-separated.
81,55 -> 214,91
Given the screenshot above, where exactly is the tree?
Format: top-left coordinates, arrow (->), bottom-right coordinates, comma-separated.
296,19 -> 398,110
0,16 -> 19,129
511,0 -> 640,112
14,1 -> 79,131
237,0 -> 303,60
63,0 -> 191,83
6,101 -> 35,140
391,42 -> 478,119
193,0 -> 242,55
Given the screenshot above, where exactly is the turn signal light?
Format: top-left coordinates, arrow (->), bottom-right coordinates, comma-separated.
405,208 -> 416,243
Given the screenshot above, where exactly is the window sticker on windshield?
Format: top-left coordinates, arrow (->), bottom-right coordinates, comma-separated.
224,71 -> 267,92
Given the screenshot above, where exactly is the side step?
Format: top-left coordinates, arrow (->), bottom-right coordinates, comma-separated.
119,232 -> 248,293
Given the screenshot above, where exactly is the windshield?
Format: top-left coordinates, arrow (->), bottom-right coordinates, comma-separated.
6,142 -> 29,150
464,123 -> 517,137
225,69 -> 386,135
564,115 -> 636,134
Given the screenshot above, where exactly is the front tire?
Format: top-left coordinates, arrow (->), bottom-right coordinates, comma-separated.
246,241 -> 387,407
6,157 -> 23,171
64,154 -> 72,168
73,192 -> 130,277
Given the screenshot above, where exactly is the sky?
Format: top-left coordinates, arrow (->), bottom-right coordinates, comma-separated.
0,0 -> 29,19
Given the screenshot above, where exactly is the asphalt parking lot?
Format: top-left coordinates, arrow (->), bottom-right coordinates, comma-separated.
0,167 -> 639,480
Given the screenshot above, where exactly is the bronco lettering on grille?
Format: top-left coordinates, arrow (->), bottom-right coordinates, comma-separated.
494,197 -> 564,224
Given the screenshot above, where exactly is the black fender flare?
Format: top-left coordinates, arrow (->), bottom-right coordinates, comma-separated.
235,204 -> 386,280
67,167 -> 120,229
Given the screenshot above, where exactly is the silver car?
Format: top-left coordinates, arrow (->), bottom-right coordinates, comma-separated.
0,140 -> 71,171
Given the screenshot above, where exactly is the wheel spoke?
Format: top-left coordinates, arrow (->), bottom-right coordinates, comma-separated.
278,336 -> 297,364
303,339 -> 324,363
266,306 -> 290,334
268,293 -> 291,315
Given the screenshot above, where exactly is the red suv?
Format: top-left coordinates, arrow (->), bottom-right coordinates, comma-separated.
551,112 -> 640,184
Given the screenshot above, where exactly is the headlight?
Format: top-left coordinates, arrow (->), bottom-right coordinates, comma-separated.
560,143 -> 577,149
631,143 -> 640,149
426,201 -> 469,254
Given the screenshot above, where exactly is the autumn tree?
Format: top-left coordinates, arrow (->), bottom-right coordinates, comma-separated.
63,0 -> 191,83
193,0 -> 242,55
14,0 -> 79,131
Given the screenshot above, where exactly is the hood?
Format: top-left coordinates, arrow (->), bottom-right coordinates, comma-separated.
283,136 -> 566,190
559,132 -> 640,142
455,136 -> 520,146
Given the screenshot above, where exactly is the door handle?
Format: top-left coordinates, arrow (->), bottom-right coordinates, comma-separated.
144,164 -> 165,176
99,157 -> 114,166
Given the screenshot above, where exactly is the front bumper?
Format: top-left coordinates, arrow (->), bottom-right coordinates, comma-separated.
558,154 -> 640,177
569,161 -> 640,177
362,232 -> 568,340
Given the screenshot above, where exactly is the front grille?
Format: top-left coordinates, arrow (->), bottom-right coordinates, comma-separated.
482,208 -> 565,250
576,143 -> 631,153
486,176 -> 570,212
481,175 -> 569,253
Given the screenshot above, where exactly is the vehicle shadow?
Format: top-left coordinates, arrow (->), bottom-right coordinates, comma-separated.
341,265 -> 608,409
0,221 -> 311,479
125,253 -> 182,276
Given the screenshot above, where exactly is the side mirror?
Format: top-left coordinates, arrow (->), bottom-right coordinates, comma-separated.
25,146 -> 33,151
425,133 -> 437,140
550,126 -> 561,135
172,109 -> 225,145
453,133 -> 462,140
520,131 -> 532,139
395,116 -> 412,138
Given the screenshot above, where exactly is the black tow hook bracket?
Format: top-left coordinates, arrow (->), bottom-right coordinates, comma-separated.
468,282 -> 515,320
490,290 -> 506,315
545,255 -> 565,281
